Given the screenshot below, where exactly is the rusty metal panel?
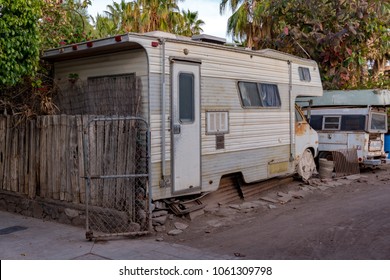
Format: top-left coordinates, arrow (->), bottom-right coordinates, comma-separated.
268,161 -> 290,175
332,148 -> 360,177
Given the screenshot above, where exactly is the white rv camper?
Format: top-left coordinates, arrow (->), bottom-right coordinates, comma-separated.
297,89 -> 390,168
43,32 -> 323,201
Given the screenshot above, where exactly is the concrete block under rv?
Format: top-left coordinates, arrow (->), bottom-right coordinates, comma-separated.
297,89 -> 390,168
43,31 -> 323,200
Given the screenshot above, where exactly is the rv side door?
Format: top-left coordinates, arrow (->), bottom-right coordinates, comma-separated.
170,59 -> 201,194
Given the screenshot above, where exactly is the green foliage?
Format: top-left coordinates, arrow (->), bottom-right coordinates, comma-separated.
176,9 -> 204,36
92,0 -> 204,37
40,0 -> 94,49
220,0 -> 390,90
0,0 -> 42,86
0,0 -> 94,116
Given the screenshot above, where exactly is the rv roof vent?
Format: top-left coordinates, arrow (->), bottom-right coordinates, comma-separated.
191,34 -> 226,45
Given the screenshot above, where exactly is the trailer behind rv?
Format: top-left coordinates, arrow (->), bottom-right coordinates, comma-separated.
43,31 -> 323,201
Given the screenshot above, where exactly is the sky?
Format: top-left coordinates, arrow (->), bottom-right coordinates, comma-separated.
87,0 -> 232,39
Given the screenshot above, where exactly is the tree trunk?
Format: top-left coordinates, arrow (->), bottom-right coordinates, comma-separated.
373,58 -> 386,77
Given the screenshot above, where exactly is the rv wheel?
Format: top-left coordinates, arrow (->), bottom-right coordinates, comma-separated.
297,149 -> 317,181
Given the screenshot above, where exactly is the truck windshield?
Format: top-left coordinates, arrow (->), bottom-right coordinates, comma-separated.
369,112 -> 387,132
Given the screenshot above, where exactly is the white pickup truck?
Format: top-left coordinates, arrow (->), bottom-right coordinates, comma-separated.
297,89 -> 390,168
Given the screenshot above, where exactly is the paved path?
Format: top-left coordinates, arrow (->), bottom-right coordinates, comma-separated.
0,211 -> 235,260
170,175 -> 390,259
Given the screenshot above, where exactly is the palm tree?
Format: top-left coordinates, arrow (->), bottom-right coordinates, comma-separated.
93,13 -> 117,37
93,0 -> 206,37
220,0 -> 261,49
139,0 -> 181,32
104,0 -> 125,32
180,9 -> 204,36
99,0 -> 143,34
97,0 -> 183,34
121,1 -> 142,32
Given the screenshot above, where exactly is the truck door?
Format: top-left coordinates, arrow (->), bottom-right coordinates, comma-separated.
295,104 -> 318,157
171,59 -> 201,194
295,104 -> 318,180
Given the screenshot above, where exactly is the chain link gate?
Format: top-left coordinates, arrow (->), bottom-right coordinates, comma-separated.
83,116 -> 151,240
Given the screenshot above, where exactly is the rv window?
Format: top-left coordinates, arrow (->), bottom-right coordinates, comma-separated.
260,84 -> 281,107
238,82 -> 281,108
323,116 -> 341,130
298,67 -> 311,82
341,115 -> 366,131
179,73 -> 194,123
370,113 -> 387,131
238,82 -> 261,107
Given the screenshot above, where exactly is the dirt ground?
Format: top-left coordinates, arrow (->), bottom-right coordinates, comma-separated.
154,165 -> 390,260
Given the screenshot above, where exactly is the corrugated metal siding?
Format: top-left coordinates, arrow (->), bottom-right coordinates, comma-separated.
162,42 -> 290,83
54,50 -> 148,79
310,107 -> 369,115
202,111 -> 290,154
150,41 -> 322,97
151,145 -> 294,200
150,161 -> 172,199
291,64 -> 322,96
298,89 -> 390,106
150,114 -> 171,163
202,144 -> 293,184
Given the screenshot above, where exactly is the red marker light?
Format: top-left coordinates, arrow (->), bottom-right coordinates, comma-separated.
151,41 -> 159,47
115,35 -> 122,42
72,45 -> 78,50
87,42 -> 93,48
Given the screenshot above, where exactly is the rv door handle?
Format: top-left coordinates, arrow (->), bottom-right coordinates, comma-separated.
173,124 -> 181,134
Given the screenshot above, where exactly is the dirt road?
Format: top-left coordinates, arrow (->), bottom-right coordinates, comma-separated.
161,166 -> 390,259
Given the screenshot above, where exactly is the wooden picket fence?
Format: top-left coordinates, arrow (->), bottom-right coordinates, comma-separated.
0,115 -> 89,203
0,114 -> 148,210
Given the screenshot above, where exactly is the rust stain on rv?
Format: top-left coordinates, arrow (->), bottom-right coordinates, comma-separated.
268,161 -> 289,175
295,105 -> 309,136
295,122 -> 307,136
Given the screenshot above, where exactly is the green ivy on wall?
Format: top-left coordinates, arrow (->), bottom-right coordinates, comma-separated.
0,0 -> 42,86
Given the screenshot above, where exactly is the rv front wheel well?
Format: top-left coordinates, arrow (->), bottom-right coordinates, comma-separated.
307,147 -> 315,157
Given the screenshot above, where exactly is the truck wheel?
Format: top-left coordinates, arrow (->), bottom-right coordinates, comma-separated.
297,149 -> 317,181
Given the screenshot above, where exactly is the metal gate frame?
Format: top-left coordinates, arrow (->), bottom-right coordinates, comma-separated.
83,116 -> 151,240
